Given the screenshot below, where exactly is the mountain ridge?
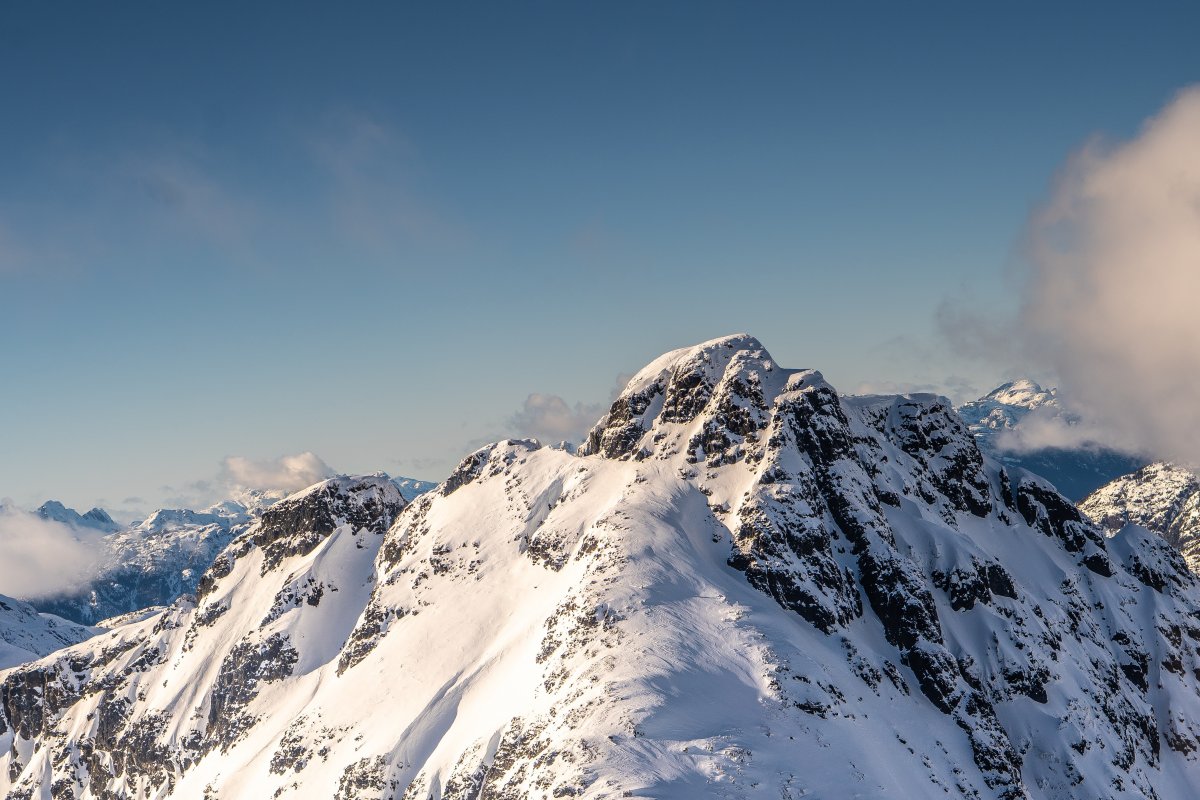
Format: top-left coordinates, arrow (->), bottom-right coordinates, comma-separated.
3,335 -> 1199,798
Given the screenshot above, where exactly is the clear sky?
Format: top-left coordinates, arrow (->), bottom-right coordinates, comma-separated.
2,1 -> 1198,515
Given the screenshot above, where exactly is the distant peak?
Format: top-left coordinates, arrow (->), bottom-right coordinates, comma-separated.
82,508 -> 115,525
981,378 -> 1056,409
36,500 -> 119,532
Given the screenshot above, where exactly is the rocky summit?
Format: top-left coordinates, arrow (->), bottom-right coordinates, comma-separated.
3,335 -> 1200,799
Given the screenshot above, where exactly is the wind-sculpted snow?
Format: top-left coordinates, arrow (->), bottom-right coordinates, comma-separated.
4,336 -> 1200,799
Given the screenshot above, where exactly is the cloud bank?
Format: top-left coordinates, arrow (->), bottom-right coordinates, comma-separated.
0,507 -> 105,599
1015,86 -> 1200,463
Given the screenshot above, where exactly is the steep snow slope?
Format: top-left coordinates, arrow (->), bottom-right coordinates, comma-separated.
0,595 -> 95,670
1080,462 -> 1200,572
4,336 -> 1200,799
957,381 -> 1143,500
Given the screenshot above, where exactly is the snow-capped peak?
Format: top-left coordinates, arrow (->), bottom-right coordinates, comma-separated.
35,500 -> 120,533
615,332 -> 769,399
981,378 -> 1057,410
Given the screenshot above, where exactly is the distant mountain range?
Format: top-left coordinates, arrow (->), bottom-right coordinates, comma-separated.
0,593 -> 95,670
23,474 -> 436,625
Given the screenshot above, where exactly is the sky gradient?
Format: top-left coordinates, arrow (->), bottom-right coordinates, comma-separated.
2,2 -> 1198,515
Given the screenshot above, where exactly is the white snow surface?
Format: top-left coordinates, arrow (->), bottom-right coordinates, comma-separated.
0,594 -> 96,670
4,336 -> 1200,799
1080,462 -> 1200,571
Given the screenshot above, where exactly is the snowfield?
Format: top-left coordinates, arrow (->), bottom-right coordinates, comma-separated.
4,335 -> 1200,799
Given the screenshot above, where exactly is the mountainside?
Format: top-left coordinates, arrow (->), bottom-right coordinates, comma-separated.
957,380 -> 1144,500
0,595 -> 95,670
1080,462 -> 1200,572
4,335 -> 1200,799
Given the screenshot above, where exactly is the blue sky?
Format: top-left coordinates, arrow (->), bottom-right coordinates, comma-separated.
2,2 -> 1198,514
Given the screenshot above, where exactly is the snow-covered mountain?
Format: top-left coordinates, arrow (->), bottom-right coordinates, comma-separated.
957,380 -> 1144,500
0,594 -> 96,670
36,500 -> 120,533
5,335 -> 1200,798
1080,462 -> 1200,572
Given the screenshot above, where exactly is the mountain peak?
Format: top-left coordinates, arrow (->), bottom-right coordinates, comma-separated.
583,333 -> 789,461
35,500 -> 120,532
982,378 -> 1057,409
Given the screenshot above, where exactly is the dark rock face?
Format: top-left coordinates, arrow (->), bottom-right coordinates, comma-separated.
580,340 -> 1198,797
255,480 -> 404,574
586,386 -> 662,460
208,633 -> 300,749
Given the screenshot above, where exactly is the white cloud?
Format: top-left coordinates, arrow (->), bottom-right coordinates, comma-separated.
160,452 -> 338,509
508,393 -> 608,444
989,407 -> 1107,454
220,451 -> 336,493
1017,86 -> 1200,464
0,506 -> 105,599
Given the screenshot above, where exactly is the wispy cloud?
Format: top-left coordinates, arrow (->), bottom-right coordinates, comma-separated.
309,112 -> 458,253
507,393 -> 610,444
123,150 -> 263,257
0,112 -> 454,281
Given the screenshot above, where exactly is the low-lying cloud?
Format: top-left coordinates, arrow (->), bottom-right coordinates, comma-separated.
220,451 -> 336,494
1016,85 -> 1200,464
508,394 -> 609,445
0,506 -> 105,599
161,451 -> 338,509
